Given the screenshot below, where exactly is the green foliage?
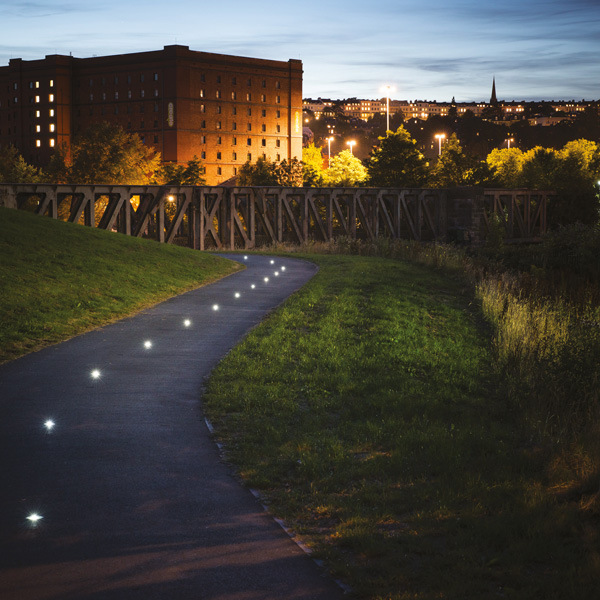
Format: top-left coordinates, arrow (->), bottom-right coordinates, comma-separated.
366,126 -> 428,187
486,147 -> 525,188
237,156 -> 304,187
155,155 -> 206,185
0,206 -> 240,363
323,149 -> 368,187
48,122 -> 162,185
302,143 -> 325,186
0,145 -> 46,183
429,133 -> 479,187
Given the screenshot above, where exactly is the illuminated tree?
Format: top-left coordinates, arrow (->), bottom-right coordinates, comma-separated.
366,126 -> 428,187
302,143 -> 325,186
0,145 -> 45,183
429,134 -> 476,187
323,150 -> 367,187
486,147 -> 525,188
48,122 -> 161,184
155,155 -> 206,185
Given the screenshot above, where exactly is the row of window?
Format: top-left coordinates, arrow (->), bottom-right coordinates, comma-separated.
207,152 -> 282,163
9,79 -> 54,90
0,93 -> 54,106
209,137 -> 282,147
201,105 -> 282,118
88,89 -> 159,101
214,122 -> 282,133
200,74 -> 281,90
87,74 -> 159,86
200,89 -> 281,103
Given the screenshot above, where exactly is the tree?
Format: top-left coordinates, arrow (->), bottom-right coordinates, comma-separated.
0,145 -> 45,183
274,158 -> 304,187
302,143 -> 326,186
486,147 -> 525,188
366,126 -> 428,187
429,134 -> 477,187
520,147 -> 561,190
48,122 -> 161,184
323,150 -> 367,187
237,156 -> 304,187
155,155 -> 206,185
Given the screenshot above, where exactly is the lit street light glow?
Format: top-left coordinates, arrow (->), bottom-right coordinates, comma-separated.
44,420 -> 55,431
244,255 -> 248,260
251,284 -> 256,289
434,133 -> 446,155
264,277 -> 269,283
184,319 -> 191,327
346,140 -> 356,154
281,266 -> 286,271
27,513 -> 43,525
212,304 -> 219,311
274,271 -> 279,277
144,340 -> 152,349
270,260 -> 275,264
91,369 -> 101,380
234,292 -> 241,298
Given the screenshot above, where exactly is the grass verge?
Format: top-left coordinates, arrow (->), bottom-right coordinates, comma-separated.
0,207 -> 241,363
204,253 -> 599,599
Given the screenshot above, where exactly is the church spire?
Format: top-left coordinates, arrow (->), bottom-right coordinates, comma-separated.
490,77 -> 498,105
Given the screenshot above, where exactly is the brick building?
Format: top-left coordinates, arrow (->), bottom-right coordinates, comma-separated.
0,45 -> 303,184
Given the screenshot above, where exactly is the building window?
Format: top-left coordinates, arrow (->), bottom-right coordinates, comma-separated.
154,103 -> 159,112
261,124 -> 266,132
140,105 -> 144,113
89,79 -> 93,87
217,152 -> 222,160
261,94 -> 266,102
141,90 -> 145,98
276,140 -> 281,148
200,89 -> 204,98
262,109 -> 266,117
234,167 -> 238,176
115,91 -> 119,100
233,152 -> 237,160
36,140 -> 41,147
35,96 -> 40,103
276,95 -> 281,104
276,81 -> 281,89
232,107 -> 237,115
201,120 -> 205,128
36,81 -> 41,88
50,139 -> 55,147
232,122 -> 237,130
201,135 -> 206,143
140,74 -> 145,83
261,139 -> 266,147
154,120 -> 158,128
200,73 -> 205,82
114,106 -> 119,115
201,151 -> 206,159
262,79 -> 267,88
36,110 -> 40,117
217,121 -> 222,129
127,75 -> 131,84
246,93 -> 251,101
247,78 -> 252,86
154,135 -> 158,143
247,108 -> 252,116
247,123 -> 252,131
247,138 -> 252,146
128,90 -> 132,99
276,124 -> 281,132
217,167 -> 222,175
216,90 -> 221,99
217,136 -> 222,144
276,153 -> 281,161
49,124 -> 55,132
102,92 -> 106,101
247,153 -> 252,161
200,104 -> 206,113
36,125 -> 41,133
232,77 -> 237,85
114,76 -> 119,84
154,73 -> 158,81
231,91 -> 237,100
233,137 -> 237,145
276,110 -> 281,118
217,106 -> 222,114
154,89 -> 159,97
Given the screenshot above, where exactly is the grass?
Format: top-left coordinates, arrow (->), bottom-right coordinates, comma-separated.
203,251 -> 599,599
0,206 -> 241,363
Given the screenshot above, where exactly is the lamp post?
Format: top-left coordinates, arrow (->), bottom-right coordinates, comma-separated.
434,133 -> 446,156
382,85 -> 394,134
507,137 -> 514,149
327,136 -> 334,168
346,140 -> 356,155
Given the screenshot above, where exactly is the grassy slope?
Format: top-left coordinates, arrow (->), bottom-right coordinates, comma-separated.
204,254 -> 598,600
0,207 -> 241,362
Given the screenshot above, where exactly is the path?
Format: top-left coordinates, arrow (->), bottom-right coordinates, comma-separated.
0,254 -> 345,600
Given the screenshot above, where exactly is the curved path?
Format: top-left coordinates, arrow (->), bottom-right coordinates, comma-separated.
0,255 -> 345,600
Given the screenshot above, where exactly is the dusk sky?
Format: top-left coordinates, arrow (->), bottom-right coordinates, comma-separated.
1,0 -> 598,103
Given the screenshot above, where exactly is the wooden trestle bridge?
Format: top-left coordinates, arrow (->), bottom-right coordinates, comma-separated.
0,184 -> 551,249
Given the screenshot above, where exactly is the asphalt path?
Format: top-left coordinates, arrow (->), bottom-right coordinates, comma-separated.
0,254 -> 346,600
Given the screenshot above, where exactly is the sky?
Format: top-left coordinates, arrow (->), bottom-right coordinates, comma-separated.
1,0 -> 599,103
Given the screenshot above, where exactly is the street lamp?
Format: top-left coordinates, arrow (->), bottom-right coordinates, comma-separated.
346,140 -> 356,155
506,137 -> 514,149
382,85 -> 394,134
327,136 -> 334,168
434,133 -> 446,155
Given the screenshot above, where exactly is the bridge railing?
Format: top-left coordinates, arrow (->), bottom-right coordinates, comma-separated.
0,184 -> 552,249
